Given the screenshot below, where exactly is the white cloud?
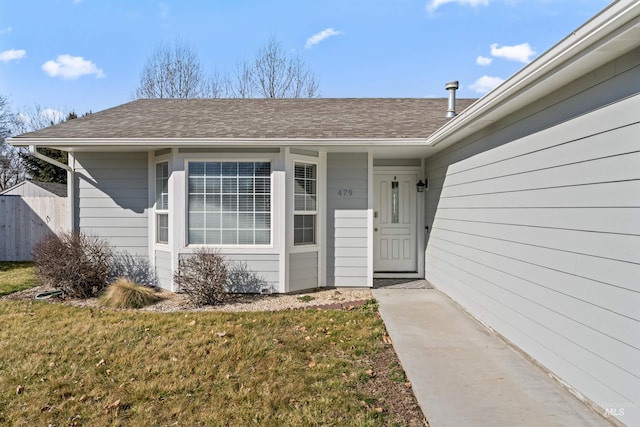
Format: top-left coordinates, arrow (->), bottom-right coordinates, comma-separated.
490,42 -> 535,63
470,75 -> 504,94
0,49 -> 26,62
0,26 -> 12,34
476,55 -> 492,66
427,0 -> 489,13
42,54 -> 105,79
305,28 -> 342,49
73,0 -> 82,4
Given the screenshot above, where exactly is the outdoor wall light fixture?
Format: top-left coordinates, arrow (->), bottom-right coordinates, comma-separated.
416,179 -> 427,192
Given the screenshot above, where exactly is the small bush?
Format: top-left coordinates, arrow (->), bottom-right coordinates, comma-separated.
173,248 -> 227,306
32,232 -> 112,298
225,261 -> 268,293
99,278 -> 163,309
109,252 -> 158,288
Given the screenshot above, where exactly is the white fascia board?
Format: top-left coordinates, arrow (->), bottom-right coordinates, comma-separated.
9,137 -> 429,149
427,0 -> 640,148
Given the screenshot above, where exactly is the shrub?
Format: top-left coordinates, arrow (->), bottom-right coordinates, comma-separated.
32,231 -> 112,298
173,248 -> 227,306
109,252 -> 158,288
225,261 -> 268,293
98,278 -> 163,309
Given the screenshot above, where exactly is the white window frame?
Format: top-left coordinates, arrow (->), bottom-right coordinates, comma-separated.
185,159 -> 274,248
155,161 -> 169,245
293,161 -> 318,246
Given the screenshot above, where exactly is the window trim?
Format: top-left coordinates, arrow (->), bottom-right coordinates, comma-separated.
293,161 -> 318,246
155,161 -> 169,245
185,159 -> 274,248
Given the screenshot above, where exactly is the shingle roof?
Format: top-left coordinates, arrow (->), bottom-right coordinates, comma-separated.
13,98 -> 476,140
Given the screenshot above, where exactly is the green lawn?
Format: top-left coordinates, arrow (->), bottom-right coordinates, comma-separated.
0,262 -> 37,296
0,300 -> 411,426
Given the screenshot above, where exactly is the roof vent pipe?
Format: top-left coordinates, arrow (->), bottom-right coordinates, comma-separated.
445,81 -> 459,118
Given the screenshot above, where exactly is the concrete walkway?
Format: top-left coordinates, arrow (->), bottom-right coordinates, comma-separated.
373,288 -> 611,427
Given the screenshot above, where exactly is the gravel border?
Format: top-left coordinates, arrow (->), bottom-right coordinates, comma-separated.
2,285 -> 373,312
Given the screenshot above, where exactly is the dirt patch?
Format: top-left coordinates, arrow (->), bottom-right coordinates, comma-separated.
364,338 -> 429,426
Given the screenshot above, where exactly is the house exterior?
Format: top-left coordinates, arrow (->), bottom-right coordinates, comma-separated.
11,98 -> 474,293
9,1 -> 639,424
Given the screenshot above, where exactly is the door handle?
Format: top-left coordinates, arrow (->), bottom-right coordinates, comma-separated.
374,228 -> 378,232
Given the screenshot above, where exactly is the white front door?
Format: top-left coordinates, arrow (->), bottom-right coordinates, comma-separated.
373,172 -> 417,272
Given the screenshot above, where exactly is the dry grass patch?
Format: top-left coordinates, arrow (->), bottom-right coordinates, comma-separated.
0,299 -> 418,426
98,278 -> 163,309
0,262 -> 37,296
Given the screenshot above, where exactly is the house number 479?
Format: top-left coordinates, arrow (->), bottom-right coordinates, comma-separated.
337,189 -> 353,197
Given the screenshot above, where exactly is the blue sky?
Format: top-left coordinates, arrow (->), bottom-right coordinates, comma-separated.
1,0 -> 611,118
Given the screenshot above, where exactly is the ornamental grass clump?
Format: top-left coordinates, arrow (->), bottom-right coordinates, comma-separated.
99,278 -> 163,309
173,248 -> 227,306
32,231 -> 112,298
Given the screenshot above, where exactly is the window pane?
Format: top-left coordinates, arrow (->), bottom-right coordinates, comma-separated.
222,194 -> 237,211
239,178 -> 253,193
222,177 -> 237,193
238,229 -> 254,244
206,162 -> 221,176
189,177 -> 204,193
222,163 -> 237,176
238,195 -> 254,212
190,162 -> 205,176
189,212 -> 204,229
189,229 -> 204,245
239,162 -> 254,176
206,194 -> 221,211
391,181 -> 399,224
187,161 -> 271,246
255,162 -> 271,176
222,212 -> 237,228
189,194 -> 204,211
205,212 -> 221,229
205,230 -> 221,245
222,230 -> 237,244
205,177 -> 220,193
294,214 -> 315,245
157,213 -> 168,244
255,230 -> 270,244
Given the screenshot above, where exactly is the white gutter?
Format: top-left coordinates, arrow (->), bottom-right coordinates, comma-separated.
28,145 -> 73,171
426,0 -> 640,148
28,145 -> 75,231
13,137 -> 431,148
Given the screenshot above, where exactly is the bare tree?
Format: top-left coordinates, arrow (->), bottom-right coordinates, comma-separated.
135,39 -> 220,99
0,95 -> 26,191
227,38 -> 319,98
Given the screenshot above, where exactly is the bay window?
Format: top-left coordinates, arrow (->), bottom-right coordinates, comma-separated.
188,161 -> 271,245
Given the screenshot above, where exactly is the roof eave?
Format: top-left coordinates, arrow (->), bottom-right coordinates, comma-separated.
426,0 -> 640,148
9,137 -> 431,149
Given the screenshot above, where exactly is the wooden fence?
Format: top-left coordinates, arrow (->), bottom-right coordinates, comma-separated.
0,196 -> 67,261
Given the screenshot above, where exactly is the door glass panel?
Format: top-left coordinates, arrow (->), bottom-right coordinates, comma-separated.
391,181 -> 399,224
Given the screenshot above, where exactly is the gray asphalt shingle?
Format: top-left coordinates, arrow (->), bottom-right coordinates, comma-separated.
13,98 -> 476,140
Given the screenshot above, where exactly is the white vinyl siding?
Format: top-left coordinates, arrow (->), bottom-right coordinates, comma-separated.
74,152 -> 148,257
289,251 -> 318,292
187,161 -> 271,246
326,153 -> 369,287
426,93 -> 640,425
155,250 -> 172,289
